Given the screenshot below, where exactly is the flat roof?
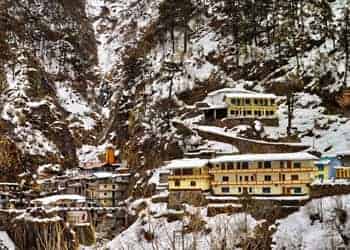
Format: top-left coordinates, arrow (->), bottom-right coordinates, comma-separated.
165,159 -> 209,170
225,93 -> 277,99
32,194 -> 86,205
210,152 -> 318,164
207,88 -> 254,97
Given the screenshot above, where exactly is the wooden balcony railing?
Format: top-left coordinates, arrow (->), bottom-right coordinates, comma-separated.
211,179 -> 311,186
168,175 -> 211,180
209,167 -> 316,174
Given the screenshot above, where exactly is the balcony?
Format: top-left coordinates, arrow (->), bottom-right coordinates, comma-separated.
168,175 -> 211,180
211,179 -> 311,186
209,167 -> 316,174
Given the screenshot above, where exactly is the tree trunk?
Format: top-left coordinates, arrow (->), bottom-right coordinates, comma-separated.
287,94 -> 294,136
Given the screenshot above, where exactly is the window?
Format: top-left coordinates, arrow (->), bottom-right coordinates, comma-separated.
247,110 -> 252,115
221,164 -> 226,170
238,187 -> 242,193
246,99 -> 251,105
174,169 -> 181,175
237,162 -> 241,169
262,187 -> 271,193
239,176 -> 243,182
254,110 -> 259,115
294,187 -> 302,193
227,162 -> 234,170
230,110 -> 236,116
183,169 -> 193,175
222,176 -> 229,182
222,187 -> 230,193
291,175 -> 299,181
249,187 -> 252,193
254,99 -> 259,105
318,165 -> 324,171
190,181 -> 196,187
258,162 -> 263,168
242,162 -> 249,169
271,99 -> 275,105
251,176 -> 255,181
104,192 -> 107,196
264,161 -> 272,168
175,180 -> 180,186
264,175 -> 272,181
112,185 -> 116,189
244,176 -> 249,181
264,99 -> 268,106
231,99 -> 236,105
280,161 -> 284,168
293,162 -> 301,168
104,185 -> 107,188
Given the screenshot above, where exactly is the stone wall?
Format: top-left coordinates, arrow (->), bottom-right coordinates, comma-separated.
168,190 -> 207,209
310,184 -> 350,199
196,129 -> 309,154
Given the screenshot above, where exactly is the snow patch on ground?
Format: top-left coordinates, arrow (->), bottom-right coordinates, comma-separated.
272,194 -> 350,250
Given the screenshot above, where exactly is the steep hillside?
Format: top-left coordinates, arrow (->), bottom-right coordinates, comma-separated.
0,0 -> 101,179
94,0 -> 350,168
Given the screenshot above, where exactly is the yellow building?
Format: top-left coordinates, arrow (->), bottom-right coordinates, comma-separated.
209,152 -> 318,196
167,159 -> 211,191
224,92 -> 277,119
167,152 -> 318,197
335,166 -> 350,179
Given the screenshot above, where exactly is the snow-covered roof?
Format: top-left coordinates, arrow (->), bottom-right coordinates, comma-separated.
224,92 -> 277,99
165,159 -> 209,170
336,150 -> 350,156
32,194 -> 86,205
199,104 -> 228,110
315,159 -> 331,165
0,183 -> 19,186
210,152 -> 318,164
0,231 -> 15,250
91,172 -> 116,179
207,88 -> 254,97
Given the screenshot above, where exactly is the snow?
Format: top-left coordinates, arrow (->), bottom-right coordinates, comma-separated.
210,152 -> 318,164
201,87 -> 255,106
37,164 -> 62,175
0,231 -> 15,250
55,81 -> 96,130
77,144 -> 109,165
197,140 -> 239,154
91,172 -> 116,179
165,158 -> 209,170
108,200 -> 258,250
195,124 -> 311,148
32,194 -> 86,205
272,194 -> 350,250
225,92 -> 277,99
265,92 -> 350,153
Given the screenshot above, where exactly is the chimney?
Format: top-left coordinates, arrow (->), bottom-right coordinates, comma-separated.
105,145 -> 116,165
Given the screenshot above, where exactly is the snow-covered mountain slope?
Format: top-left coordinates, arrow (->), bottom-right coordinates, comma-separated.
272,194 -> 350,250
108,199 -> 259,250
1,0 -> 350,179
0,0 -> 101,175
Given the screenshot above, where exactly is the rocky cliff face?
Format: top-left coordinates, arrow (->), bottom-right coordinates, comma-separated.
0,0 -> 101,177
1,0 -> 350,179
